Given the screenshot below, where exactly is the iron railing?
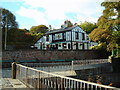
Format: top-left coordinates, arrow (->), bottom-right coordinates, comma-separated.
21,59 -> 109,73
22,59 -> 108,67
15,63 -> 119,90
72,59 -> 108,65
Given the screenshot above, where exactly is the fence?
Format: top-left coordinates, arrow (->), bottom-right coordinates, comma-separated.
14,63 -> 119,90
21,59 -> 109,72
72,59 -> 108,65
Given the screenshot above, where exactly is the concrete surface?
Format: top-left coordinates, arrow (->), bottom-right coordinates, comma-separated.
0,78 -> 30,90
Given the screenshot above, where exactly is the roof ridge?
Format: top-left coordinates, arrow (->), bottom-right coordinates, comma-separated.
45,25 -> 79,34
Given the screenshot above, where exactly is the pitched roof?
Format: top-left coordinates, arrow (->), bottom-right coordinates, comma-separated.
45,25 -> 78,34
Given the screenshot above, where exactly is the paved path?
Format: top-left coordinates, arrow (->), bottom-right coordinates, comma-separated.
0,78 -> 30,90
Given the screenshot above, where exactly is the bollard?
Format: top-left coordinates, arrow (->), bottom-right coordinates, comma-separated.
12,62 -> 17,79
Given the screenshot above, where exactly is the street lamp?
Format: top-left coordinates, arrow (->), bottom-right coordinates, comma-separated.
4,16 -> 7,50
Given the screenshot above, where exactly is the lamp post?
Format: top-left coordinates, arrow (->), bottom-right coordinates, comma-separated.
0,8 -> 2,51
4,16 -> 7,50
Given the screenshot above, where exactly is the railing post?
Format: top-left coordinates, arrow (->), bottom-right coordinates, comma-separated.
71,61 -> 74,71
38,72 -> 40,89
26,67 -> 28,84
12,62 -> 17,79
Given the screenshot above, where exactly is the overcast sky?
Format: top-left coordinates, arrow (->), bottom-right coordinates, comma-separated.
0,0 -> 105,30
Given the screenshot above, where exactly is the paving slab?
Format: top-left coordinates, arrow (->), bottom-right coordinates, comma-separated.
0,78 -> 30,90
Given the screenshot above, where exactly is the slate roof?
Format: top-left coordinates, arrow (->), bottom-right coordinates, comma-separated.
45,25 -> 79,34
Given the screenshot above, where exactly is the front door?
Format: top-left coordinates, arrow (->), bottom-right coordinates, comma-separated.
82,43 -> 85,50
68,43 -> 71,49
56,44 -> 58,49
76,42 -> 78,50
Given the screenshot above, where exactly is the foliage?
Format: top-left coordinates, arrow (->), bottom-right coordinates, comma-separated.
89,28 -> 112,42
6,27 -> 43,49
89,2 -> 120,51
1,8 -> 18,30
64,20 -> 73,27
30,25 -> 48,44
79,21 -> 97,34
61,20 -> 73,28
30,25 -> 48,34
31,33 -> 44,43
1,8 -> 19,49
90,42 -> 107,50
7,28 -> 35,45
1,8 -> 47,49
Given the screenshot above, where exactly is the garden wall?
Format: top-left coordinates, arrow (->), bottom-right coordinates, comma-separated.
2,50 -> 110,61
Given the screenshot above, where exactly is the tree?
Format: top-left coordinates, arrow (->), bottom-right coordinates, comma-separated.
79,21 -> 97,34
1,8 -> 18,31
7,28 -> 36,48
89,2 -> 120,51
1,8 -> 19,49
30,25 -> 48,34
61,20 -> 73,28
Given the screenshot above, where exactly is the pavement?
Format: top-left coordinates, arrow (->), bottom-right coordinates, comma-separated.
0,78 -> 30,90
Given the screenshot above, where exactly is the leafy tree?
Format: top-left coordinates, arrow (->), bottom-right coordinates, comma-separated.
1,8 -> 18,31
89,2 -> 120,51
61,20 -> 73,28
1,8 -> 18,49
30,25 -> 48,34
7,28 -> 34,45
79,21 -> 97,34
31,33 -> 44,43
64,20 -> 73,27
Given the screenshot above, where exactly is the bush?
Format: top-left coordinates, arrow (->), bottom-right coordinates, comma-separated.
90,43 -> 107,50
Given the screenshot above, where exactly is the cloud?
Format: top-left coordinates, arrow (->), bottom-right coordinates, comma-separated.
17,0 -> 104,28
17,7 -> 49,26
76,15 -> 98,23
0,0 -> 24,2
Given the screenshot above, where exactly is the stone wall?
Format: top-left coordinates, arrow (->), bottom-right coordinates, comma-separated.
2,50 -> 110,61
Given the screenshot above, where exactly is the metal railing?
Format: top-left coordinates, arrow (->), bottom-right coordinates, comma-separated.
22,59 -> 108,67
72,59 -> 109,65
15,63 -> 119,90
21,59 -> 109,72
22,62 -> 72,73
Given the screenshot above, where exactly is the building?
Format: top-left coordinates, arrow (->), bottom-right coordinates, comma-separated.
34,25 -> 97,50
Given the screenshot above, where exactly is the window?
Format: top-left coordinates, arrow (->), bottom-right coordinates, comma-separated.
82,43 -> 85,50
52,35 -> 55,40
63,43 -> 67,48
63,33 -> 66,40
59,44 -> 61,47
82,33 -> 85,40
75,32 -> 79,39
46,35 -> 49,41
87,36 -> 89,40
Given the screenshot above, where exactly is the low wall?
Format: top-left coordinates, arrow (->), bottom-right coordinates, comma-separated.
74,66 -> 120,88
2,50 -> 110,61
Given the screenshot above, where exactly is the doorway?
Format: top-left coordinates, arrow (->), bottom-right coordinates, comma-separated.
68,43 -> 71,49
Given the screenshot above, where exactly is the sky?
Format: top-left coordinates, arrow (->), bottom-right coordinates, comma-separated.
0,0 -> 105,30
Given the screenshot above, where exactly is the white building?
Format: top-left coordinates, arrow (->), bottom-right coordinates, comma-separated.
35,25 -> 97,50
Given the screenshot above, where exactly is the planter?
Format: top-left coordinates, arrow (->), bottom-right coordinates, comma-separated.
111,57 -> 120,73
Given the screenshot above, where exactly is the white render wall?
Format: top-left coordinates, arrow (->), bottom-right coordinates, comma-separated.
66,31 -> 71,41
49,35 -> 52,42
34,26 -> 97,50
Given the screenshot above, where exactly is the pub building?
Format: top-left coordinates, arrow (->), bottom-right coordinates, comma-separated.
35,25 -> 97,50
